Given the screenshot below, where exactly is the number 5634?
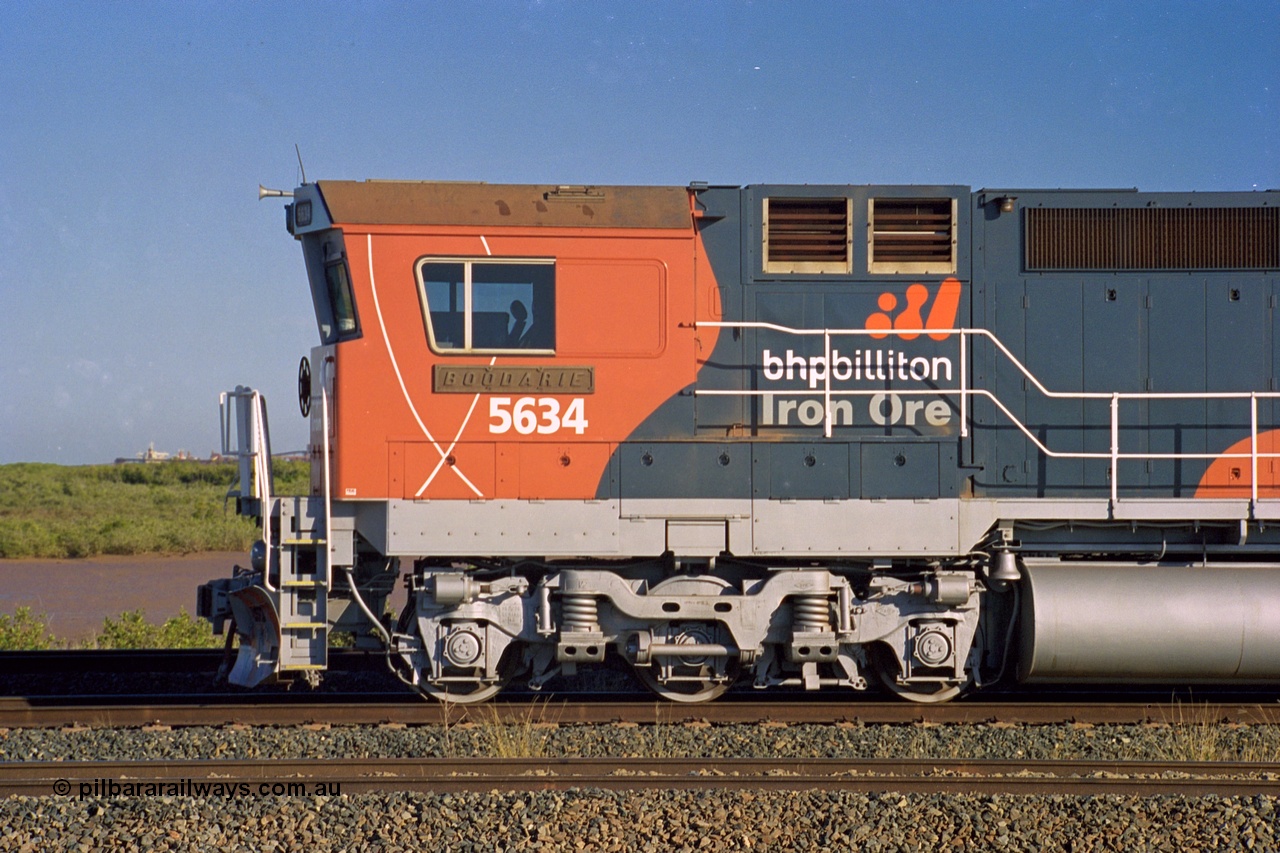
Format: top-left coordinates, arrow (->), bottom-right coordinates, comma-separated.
488,397 -> 589,435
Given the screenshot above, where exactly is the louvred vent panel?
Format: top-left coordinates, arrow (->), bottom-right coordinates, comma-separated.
871,199 -> 954,264
766,198 -> 850,267
1027,207 -> 1280,271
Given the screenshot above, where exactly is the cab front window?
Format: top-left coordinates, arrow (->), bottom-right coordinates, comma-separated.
324,260 -> 359,339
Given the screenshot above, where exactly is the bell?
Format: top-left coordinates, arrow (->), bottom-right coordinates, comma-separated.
990,549 -> 1022,584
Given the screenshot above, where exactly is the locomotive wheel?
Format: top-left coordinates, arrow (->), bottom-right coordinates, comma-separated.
632,575 -> 740,704
400,610 -> 519,705
866,642 -> 969,703
633,662 -> 738,703
421,679 -> 508,704
871,649 -> 969,704
419,649 -> 519,705
876,673 -> 967,704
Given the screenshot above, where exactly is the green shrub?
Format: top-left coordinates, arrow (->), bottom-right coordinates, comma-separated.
0,607 -> 57,650
0,460 -> 309,558
0,607 -> 227,650
92,608 -> 222,650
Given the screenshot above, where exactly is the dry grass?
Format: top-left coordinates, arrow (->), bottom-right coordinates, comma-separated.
480,700 -> 562,758
436,698 -> 564,759
1154,701 -> 1280,763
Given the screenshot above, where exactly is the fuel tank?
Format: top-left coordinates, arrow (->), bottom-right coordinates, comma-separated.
1017,559 -> 1280,682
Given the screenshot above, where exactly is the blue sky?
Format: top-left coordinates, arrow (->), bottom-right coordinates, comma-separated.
2,1 -> 1276,464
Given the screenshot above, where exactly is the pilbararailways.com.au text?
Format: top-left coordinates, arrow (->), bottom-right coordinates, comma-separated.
63,779 -> 342,798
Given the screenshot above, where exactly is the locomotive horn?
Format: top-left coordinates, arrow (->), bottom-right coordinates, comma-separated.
258,184 -> 293,200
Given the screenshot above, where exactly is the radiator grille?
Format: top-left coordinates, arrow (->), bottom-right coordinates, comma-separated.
1026,207 -> 1280,271
870,198 -> 956,273
763,198 -> 851,273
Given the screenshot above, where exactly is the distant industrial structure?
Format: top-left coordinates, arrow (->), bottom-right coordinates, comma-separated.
113,443 -> 304,465
114,443 -> 207,465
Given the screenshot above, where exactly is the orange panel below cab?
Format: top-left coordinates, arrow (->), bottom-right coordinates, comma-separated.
391,440 -> 613,501
510,442 -> 614,500
399,441 -> 497,500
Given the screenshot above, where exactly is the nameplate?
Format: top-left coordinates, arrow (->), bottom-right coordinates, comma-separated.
433,365 -> 595,394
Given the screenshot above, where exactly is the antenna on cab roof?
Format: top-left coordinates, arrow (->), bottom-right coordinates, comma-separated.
295,144 -> 308,185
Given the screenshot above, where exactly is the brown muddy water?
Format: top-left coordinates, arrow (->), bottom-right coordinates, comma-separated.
0,552 -> 245,642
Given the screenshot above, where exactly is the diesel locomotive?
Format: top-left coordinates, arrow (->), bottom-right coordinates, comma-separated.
199,179 -> 1280,703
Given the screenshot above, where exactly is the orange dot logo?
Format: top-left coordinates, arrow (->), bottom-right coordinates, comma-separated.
866,292 -> 896,339
864,278 -> 962,341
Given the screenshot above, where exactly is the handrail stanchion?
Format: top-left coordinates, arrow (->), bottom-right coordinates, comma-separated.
823,331 -> 833,439
1251,393 -> 1259,508
321,369 -> 334,591
959,331 -> 968,439
252,391 -> 275,593
1110,394 -> 1120,507
219,392 -> 230,456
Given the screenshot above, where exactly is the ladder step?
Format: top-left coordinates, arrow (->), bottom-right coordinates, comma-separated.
282,622 -> 327,630
282,538 -> 327,546
281,580 -> 328,589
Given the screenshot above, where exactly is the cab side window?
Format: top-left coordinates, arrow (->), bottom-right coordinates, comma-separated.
417,259 -> 555,354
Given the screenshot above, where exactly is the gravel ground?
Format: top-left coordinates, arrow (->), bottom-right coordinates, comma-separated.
3,720 -> 1279,763
3,722 -> 1277,850
1,789 -> 1276,852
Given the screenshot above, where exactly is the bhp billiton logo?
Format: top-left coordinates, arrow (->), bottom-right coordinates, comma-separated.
865,277 -> 962,340
759,277 -> 963,428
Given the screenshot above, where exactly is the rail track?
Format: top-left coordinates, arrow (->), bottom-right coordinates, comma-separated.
0,648 -> 387,675
5,652 -> 1276,802
2,649 -> 1277,728
4,755 -> 1277,797
2,694 -> 1277,728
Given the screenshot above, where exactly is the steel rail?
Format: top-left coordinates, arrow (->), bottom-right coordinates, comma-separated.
4,756 -> 1278,798
2,696 -> 1276,729
0,649 -> 388,675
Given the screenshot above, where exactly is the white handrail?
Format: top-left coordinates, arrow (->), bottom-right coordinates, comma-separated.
254,391 -> 275,591
695,321 -> 1280,506
219,387 -> 275,591
320,361 -> 334,591
699,321 -> 1280,401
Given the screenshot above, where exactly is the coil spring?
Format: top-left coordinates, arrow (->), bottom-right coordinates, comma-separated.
792,594 -> 831,633
561,593 -> 599,632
